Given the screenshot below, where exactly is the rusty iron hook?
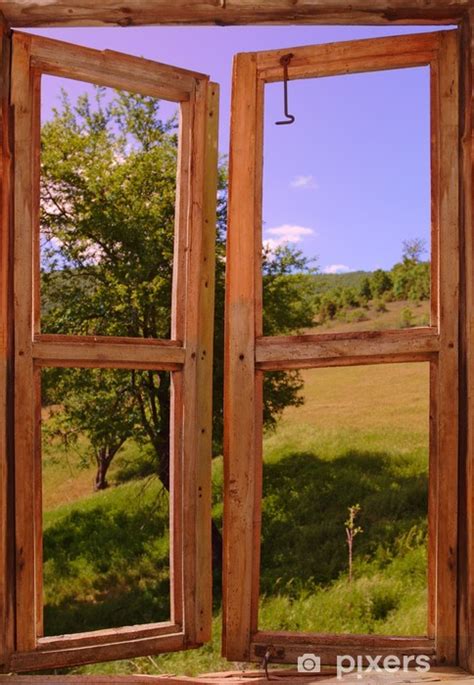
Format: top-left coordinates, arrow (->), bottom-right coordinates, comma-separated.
261,647 -> 273,680
275,53 -> 295,126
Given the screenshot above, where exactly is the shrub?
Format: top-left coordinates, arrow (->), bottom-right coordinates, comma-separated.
400,307 -> 415,328
346,309 -> 369,323
374,299 -> 388,313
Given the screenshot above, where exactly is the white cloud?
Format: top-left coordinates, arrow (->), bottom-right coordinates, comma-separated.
323,264 -> 351,274
265,224 -> 314,244
290,174 -> 318,190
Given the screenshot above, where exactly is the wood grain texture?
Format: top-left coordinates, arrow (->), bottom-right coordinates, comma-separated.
224,28 -> 463,668
223,52 -> 260,662
1,667 -> 474,685
37,622 -> 181,650
2,668 -> 474,685
192,80 -> 219,643
180,74 -> 213,647
250,632 -> 435,665
8,30 -> 217,670
433,30 -> 460,666
22,31 -> 206,101
0,20 -> 14,672
457,8 -> 474,675
0,0 -> 468,28
11,32 -> 37,654
255,328 -> 440,369
10,632 -> 186,671
255,31 -> 440,82
32,339 -> 185,369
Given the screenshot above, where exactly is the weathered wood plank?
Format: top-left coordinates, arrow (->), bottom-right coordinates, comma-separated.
433,29 -> 460,665
255,31 -> 440,82
32,339 -> 186,369
457,7 -> 474,675
11,31 -> 38,654
250,632 -> 435,665
2,666 -> 474,685
255,328 -> 440,369
9,632 -> 186,671
37,622 -> 180,650
0,0 -> 468,28
180,73 -> 214,646
0,19 -> 14,672
191,80 -> 219,643
23,31 -> 205,101
223,51 -> 260,662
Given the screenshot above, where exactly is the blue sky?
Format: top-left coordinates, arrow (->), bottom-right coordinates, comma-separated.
28,25 -> 450,273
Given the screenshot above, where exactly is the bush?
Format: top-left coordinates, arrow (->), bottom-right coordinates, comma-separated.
374,299 -> 388,313
346,309 -> 369,323
400,307 -> 415,328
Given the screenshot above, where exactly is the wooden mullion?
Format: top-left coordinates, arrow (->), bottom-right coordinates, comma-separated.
11,32 -> 37,654
180,74 -> 213,647
223,51 -> 259,662
250,76 -> 265,639
0,19 -> 14,671
457,7 -> 474,673
433,30 -> 460,665
192,80 -> 219,644
428,361 -> 439,640
170,371 -> 184,628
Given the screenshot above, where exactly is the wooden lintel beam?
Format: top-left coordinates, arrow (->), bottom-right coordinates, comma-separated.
0,1 -> 468,29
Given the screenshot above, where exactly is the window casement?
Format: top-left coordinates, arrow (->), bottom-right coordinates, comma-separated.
8,31 -> 219,671
223,30 -> 460,666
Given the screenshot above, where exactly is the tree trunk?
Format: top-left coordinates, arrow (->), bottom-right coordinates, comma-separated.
94,453 -> 111,490
94,444 -> 121,491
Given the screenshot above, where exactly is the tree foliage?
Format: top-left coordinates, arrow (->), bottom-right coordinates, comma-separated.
40,88 -> 317,490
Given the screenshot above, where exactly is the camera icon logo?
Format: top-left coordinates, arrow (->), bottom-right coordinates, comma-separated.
297,654 -> 321,673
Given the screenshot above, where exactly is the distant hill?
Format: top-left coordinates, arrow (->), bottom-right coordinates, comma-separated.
312,270 -> 371,294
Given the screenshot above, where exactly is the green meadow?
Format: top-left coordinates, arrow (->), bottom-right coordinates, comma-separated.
40,307 -> 430,675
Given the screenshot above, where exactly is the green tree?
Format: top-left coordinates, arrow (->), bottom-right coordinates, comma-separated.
40,88 -> 317,498
402,238 -> 427,263
43,368 -> 142,490
391,238 -> 430,302
359,277 -> 372,302
370,269 -> 392,298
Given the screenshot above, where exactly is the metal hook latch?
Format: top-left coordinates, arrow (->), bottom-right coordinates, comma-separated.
275,53 -> 295,126
261,646 -> 274,680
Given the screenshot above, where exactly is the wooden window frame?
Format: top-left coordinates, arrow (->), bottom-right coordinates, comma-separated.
223,30 -> 460,666
8,31 -> 219,672
0,3 -> 471,677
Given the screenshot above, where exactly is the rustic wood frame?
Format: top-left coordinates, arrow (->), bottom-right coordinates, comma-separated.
223,29 -> 461,667
5,30 -> 219,672
0,0 -> 471,678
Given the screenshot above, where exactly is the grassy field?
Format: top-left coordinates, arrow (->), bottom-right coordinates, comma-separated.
39,303 -> 430,675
